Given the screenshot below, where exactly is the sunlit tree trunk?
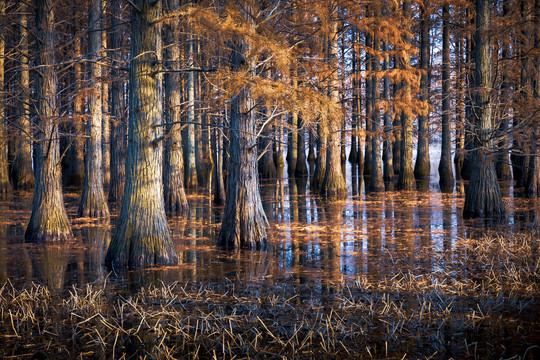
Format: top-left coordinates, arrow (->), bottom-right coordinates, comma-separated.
12,3 -> 34,190
102,5 -> 110,188
185,22 -> 198,188
163,0 -> 188,212
439,4 -> 454,188
463,0 -> 505,219
218,39 -> 269,249
108,0 -> 126,202
25,0 -> 73,242
369,27 -> 384,192
0,1 -> 11,196
79,0 -> 110,219
321,9 -> 347,198
414,1 -> 431,180
106,0 -> 177,267
397,0 -> 415,190
382,40 -> 393,181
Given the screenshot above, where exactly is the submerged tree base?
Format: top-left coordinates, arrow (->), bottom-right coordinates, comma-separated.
463,156 -> 506,219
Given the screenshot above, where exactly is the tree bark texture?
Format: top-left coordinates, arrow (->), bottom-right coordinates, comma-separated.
349,28 -> 359,164
439,4 -> 454,188
79,0 -> 110,219
363,32 -> 373,177
185,28 -> 198,188
321,13 -> 347,199
66,36 -> 85,186
106,0 -> 178,267
163,0 -> 188,212
12,3 -> 34,190
414,3 -> 431,180
102,25 -> 111,189
25,0 -> 73,242
108,0 -> 126,202
217,39 -> 269,250
382,41 -> 394,181
397,0 -> 415,190
369,30 -> 384,192
463,0 -> 506,219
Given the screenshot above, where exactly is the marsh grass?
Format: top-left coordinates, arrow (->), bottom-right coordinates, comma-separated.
0,233 -> 539,359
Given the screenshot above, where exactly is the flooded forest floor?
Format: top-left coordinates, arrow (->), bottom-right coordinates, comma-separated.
0,178 -> 539,359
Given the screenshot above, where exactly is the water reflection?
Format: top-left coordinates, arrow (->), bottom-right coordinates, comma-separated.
0,178 -> 537,291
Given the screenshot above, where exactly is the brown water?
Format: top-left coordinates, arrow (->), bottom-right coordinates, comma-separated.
0,176 -> 537,292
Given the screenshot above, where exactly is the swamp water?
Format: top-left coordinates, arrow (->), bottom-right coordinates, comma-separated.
0,174 -> 539,359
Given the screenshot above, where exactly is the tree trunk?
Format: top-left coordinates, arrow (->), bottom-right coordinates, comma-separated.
25,0 -> 73,242
312,128 -> 326,189
212,113 -> 226,205
308,128 -> 316,165
102,11 -> 111,189
439,4 -> 454,189
66,35 -> 85,186
397,0 -> 415,190
349,27 -> 359,164
295,117 -> 308,177
163,0 -> 188,212
363,32 -> 372,177
463,0 -> 506,219
454,35 -> 465,181
12,3 -> 34,190
321,12 -> 347,198
258,109 -> 277,178
217,39 -> 269,250
78,0 -> 110,219
369,29 -> 384,192
185,26 -> 198,188
287,111 -> 298,175
414,2 -> 431,180
392,59 -> 401,176
108,0 -> 126,202
526,0 -> 539,198
461,9 -> 475,181
0,1 -> 11,195
106,0 -> 177,267
382,40 -> 394,181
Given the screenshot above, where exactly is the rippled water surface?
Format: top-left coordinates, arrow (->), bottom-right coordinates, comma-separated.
0,174 -> 537,291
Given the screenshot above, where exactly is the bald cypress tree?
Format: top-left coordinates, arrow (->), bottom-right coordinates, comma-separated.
106,0 -> 177,267
463,0 -> 505,219
78,0 -> 110,219
218,38 -> 269,249
25,0 -> 73,242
